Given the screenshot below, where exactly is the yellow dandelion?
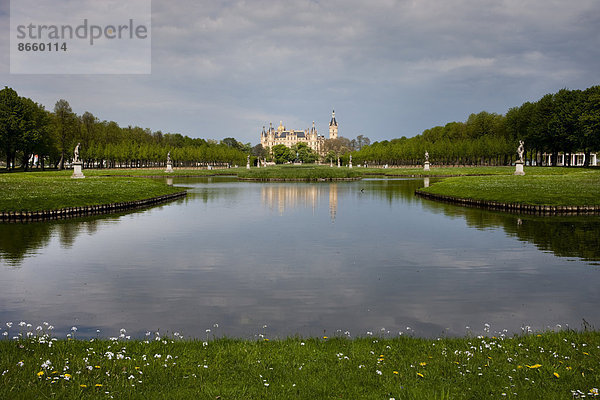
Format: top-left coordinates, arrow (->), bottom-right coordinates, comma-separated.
323,336 -> 328,339
94,366 -> 100,369
419,362 -> 427,366
135,366 -> 140,370
583,352 -> 590,356
80,384 -> 87,388
64,373 -> 72,378
393,371 -> 399,375
264,338 -> 269,342
95,383 -> 102,387
553,372 -> 560,378
417,372 -> 424,378
454,361 -> 459,365
526,364 -> 542,369
37,371 -> 44,377
517,365 -> 523,369
566,366 -> 572,371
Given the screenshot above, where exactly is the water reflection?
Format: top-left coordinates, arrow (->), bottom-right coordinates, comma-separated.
420,199 -> 600,263
1,177 -> 600,339
2,177 -> 600,265
0,205 -> 181,266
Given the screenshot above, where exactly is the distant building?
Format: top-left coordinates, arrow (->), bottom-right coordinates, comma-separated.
260,110 -> 338,155
540,152 -> 597,166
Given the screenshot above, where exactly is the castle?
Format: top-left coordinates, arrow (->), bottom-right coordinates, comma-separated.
260,110 -> 338,155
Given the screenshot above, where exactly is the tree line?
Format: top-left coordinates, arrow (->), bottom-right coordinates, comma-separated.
0,87 -> 249,170
352,86 -> 600,166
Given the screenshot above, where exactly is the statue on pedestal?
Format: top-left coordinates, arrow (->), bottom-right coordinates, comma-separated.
517,140 -> 524,163
74,143 -> 80,163
514,140 -> 525,175
71,143 -> 85,178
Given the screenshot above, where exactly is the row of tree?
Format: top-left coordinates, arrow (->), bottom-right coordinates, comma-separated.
352,86 -> 600,166
0,87 -> 250,170
3,85 -> 597,169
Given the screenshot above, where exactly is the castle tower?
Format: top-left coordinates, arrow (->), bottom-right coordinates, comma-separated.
329,110 -> 338,140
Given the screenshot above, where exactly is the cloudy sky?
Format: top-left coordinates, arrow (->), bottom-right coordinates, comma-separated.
2,0 -> 599,145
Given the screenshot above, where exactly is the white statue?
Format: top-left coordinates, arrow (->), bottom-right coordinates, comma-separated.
167,151 -> 171,163
517,140 -> 524,162
425,151 -> 429,162
74,143 -> 80,163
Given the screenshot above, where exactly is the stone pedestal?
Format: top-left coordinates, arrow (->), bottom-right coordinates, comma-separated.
71,162 -> 85,179
349,161 -> 352,169
514,161 -> 525,175
246,162 -> 250,170
424,161 -> 430,171
165,161 -> 173,173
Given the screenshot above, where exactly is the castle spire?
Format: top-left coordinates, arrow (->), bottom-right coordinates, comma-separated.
329,109 -> 337,127
328,109 -> 338,139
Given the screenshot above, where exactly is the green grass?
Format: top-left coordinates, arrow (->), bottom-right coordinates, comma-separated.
361,166 -> 596,177
1,330 -> 599,399
3,166 -> 599,212
237,165 -> 362,181
419,169 -> 600,206
0,173 -> 186,212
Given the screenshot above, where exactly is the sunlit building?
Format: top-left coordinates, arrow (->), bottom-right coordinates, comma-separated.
260,110 -> 338,155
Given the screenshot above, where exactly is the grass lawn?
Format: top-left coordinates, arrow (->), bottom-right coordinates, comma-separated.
418,169 -> 600,206
2,166 -> 599,212
0,173 -> 186,212
0,329 -> 598,399
361,166 -> 596,177
237,165 -> 362,181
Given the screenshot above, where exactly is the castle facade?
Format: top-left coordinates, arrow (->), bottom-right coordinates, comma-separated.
260,110 -> 338,155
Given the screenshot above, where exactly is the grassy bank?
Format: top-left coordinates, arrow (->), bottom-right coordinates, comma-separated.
361,166 -> 597,177
418,169 -> 600,206
0,173 -> 186,212
237,165 -> 362,181
1,330 -> 598,399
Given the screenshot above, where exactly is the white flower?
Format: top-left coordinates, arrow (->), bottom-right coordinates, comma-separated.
6,322 -> 13,329
71,326 -> 77,332
376,370 -> 382,375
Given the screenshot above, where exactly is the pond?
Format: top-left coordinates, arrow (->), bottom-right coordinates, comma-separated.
1,177 -> 599,339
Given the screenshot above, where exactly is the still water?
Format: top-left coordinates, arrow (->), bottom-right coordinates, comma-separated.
1,177 -> 599,339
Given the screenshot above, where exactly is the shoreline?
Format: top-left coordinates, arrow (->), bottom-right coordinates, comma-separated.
0,191 -> 187,222
415,189 -> 600,215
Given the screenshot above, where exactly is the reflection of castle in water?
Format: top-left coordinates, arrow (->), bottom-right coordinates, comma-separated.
261,184 -> 338,222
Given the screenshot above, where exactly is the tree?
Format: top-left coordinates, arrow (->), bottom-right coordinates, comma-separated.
19,98 -> 51,170
579,86 -> 600,166
53,99 -> 78,169
252,144 -> 267,158
291,142 -> 318,163
0,87 -> 24,169
355,134 -> 371,151
322,137 -> 352,159
271,144 -> 294,164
